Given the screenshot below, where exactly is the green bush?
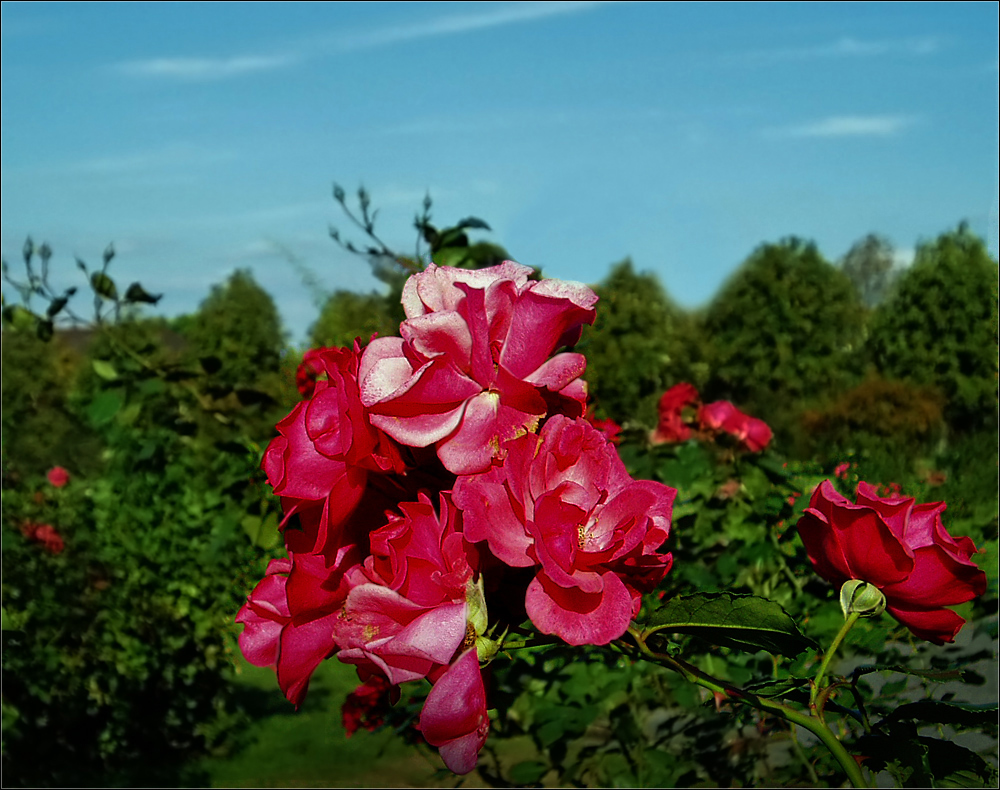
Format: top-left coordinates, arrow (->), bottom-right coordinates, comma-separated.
580,259 -> 703,426
867,224 -> 998,435
703,238 -> 865,450
2,314 -> 283,786
800,375 -> 946,475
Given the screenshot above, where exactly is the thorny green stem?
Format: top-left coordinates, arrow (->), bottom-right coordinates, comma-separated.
812,611 -> 861,708
624,625 -> 870,789
500,635 -> 565,651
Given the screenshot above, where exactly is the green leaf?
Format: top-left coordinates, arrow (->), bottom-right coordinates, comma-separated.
86,388 -> 124,426
919,736 -> 998,785
743,677 -> 811,699
90,272 -> 118,300
508,760 -> 548,785
455,216 -> 491,231
123,282 -> 162,305
852,664 -> 977,683
241,513 -> 280,550
92,359 -> 119,381
641,592 -> 817,656
884,699 -> 999,730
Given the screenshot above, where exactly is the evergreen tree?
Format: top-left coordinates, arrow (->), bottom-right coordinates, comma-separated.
580,259 -> 700,425
840,233 -> 896,307
867,223 -> 999,434
182,269 -> 287,390
308,289 -> 399,350
703,238 -> 864,447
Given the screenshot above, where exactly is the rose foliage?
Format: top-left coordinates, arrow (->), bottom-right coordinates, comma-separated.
237,262 -> 677,774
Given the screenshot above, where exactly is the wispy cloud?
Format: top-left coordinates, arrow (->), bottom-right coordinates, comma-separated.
116,54 -> 295,81
338,1 -> 607,51
766,114 -> 918,139
738,35 -> 942,64
113,3 -> 607,81
69,145 -> 237,174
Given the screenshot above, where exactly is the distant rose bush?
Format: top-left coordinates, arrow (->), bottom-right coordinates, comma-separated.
797,480 -> 987,644
650,383 -> 772,452
699,399 -> 773,452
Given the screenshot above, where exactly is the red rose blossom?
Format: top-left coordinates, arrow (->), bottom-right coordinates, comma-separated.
698,400 -> 772,452
797,480 -> 987,644
342,675 -> 394,737
418,648 -> 489,775
46,466 -> 70,488
22,522 -> 65,554
651,382 -> 699,444
454,415 -> 676,646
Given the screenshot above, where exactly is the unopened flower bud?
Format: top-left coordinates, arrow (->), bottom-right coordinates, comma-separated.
840,579 -> 886,619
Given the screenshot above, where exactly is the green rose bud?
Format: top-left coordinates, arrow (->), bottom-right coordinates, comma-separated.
840,579 -> 887,619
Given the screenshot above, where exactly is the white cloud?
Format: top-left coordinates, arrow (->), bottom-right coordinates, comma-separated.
767,114 -> 918,139
338,1 -> 607,51
112,3 -> 607,81
739,35 -> 942,64
116,54 -> 295,81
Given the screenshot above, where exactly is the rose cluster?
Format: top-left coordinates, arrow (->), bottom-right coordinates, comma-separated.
651,382 -> 772,452
237,262 -> 677,774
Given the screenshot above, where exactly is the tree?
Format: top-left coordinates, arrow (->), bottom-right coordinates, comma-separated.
840,233 -> 896,307
580,259 -> 701,426
867,223 -> 999,434
308,289 -> 399,349
703,238 -> 865,449
181,269 -> 287,390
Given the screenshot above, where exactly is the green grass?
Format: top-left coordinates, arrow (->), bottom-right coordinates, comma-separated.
195,657 -> 459,788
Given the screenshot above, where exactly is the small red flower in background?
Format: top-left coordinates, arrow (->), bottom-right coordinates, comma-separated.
295,348 -> 325,398
878,482 -> 903,498
342,675 -> 395,737
834,462 -> 851,480
46,466 -> 70,488
21,522 -> 65,554
797,480 -> 987,644
651,383 -> 699,444
584,408 -> 622,445
698,400 -> 772,453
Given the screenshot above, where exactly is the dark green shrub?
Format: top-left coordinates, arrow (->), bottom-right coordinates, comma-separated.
703,238 -> 865,450
309,289 -> 399,349
580,259 -> 703,426
867,224 -> 998,435
2,309 -> 281,786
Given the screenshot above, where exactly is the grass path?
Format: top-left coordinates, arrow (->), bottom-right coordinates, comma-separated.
196,657 -> 457,788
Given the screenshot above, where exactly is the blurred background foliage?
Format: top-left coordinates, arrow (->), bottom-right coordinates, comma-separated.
2,189 -> 997,787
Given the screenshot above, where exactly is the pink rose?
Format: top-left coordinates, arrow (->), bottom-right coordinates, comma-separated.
698,400 -> 772,452
262,342 -> 408,555
454,415 -> 675,646
797,481 -> 987,644
334,493 -> 478,686
358,262 -> 598,474
46,466 -> 70,488
651,383 -> 699,444
236,543 -> 362,706
419,648 -> 489,774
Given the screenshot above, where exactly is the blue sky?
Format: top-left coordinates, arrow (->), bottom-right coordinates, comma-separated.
2,2 -> 997,343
